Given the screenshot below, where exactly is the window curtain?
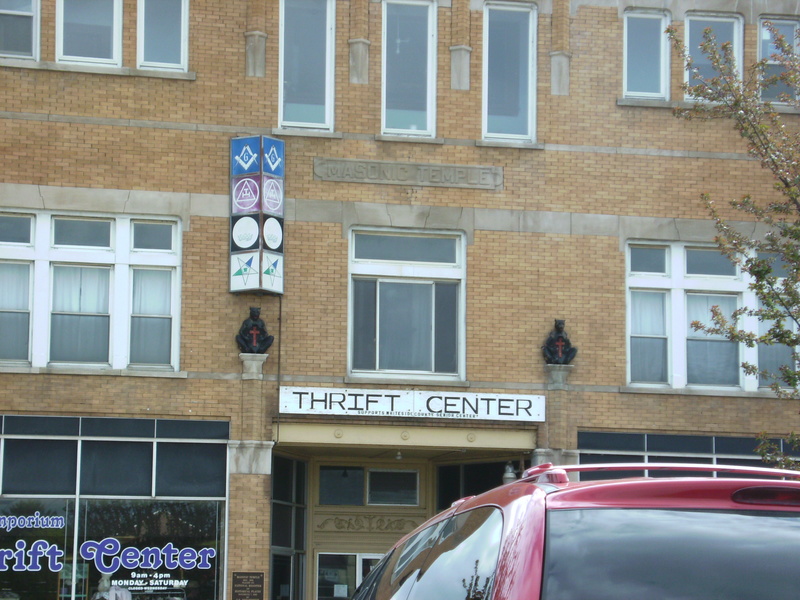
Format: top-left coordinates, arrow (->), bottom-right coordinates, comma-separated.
0,263 -> 30,360
130,269 -> 171,364
686,294 -> 738,385
630,291 -> 667,382
0,263 -> 29,311
51,266 -> 109,362
53,266 -> 109,313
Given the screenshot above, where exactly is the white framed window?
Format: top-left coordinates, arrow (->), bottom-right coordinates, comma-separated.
623,10 -> 669,99
279,0 -> 335,130
759,18 -> 798,103
51,264 -> 111,363
137,0 -> 188,71
684,13 -> 743,96
755,252 -> 796,387
382,0 -> 437,136
482,2 -> 537,141
349,229 -> 465,381
56,0 -> 122,66
0,261 -> 31,361
0,211 -> 181,369
627,242 -> 761,389
0,0 -> 38,59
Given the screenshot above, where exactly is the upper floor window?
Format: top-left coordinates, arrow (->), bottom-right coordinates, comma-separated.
685,13 -> 743,95
483,2 -> 537,141
627,243 -> 747,389
0,212 -> 181,370
760,18 -> 798,103
0,0 -> 38,59
623,10 -> 669,99
349,230 -> 464,380
280,0 -> 335,130
52,0 -> 188,71
137,0 -> 188,70
382,0 -> 436,136
57,0 -> 122,66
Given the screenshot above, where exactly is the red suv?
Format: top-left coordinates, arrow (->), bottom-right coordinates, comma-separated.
352,463 -> 800,600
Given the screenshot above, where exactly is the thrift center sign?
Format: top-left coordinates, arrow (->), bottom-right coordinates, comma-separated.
279,386 -> 545,422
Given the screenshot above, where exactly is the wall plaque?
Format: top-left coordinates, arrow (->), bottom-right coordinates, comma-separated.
232,572 -> 264,600
314,158 -> 503,190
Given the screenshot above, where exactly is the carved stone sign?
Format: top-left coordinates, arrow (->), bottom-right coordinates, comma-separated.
232,572 -> 264,600
313,158 -> 503,190
315,515 -> 420,534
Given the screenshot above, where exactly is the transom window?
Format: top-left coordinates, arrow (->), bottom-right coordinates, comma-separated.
623,10 -> 669,99
0,211 -> 180,369
319,466 -> 419,506
627,243 -> 756,389
279,0 -> 335,130
382,0 -> 436,136
349,230 -> 465,380
483,2 -> 537,141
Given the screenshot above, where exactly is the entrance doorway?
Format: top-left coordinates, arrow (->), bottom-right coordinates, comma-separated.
316,553 -> 383,600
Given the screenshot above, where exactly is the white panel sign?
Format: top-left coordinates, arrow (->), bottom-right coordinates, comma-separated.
279,386 -> 545,422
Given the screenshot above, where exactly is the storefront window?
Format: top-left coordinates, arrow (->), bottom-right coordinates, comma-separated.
78,499 -> 223,599
0,498 -> 75,600
272,456 -> 307,600
0,416 -> 228,600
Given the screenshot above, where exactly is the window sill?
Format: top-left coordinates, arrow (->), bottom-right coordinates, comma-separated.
0,364 -> 188,378
345,374 -> 470,388
476,139 -> 544,150
272,128 -> 343,139
621,384 -> 778,398
616,98 -> 674,109
617,97 -> 800,115
0,58 -> 197,80
376,135 -> 445,145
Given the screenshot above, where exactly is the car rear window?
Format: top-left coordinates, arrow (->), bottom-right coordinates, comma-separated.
542,508 -> 800,599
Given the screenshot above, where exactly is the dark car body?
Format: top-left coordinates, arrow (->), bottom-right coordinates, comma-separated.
352,463 -> 800,600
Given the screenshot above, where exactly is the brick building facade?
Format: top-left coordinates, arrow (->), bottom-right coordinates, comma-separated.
1,0 -> 798,599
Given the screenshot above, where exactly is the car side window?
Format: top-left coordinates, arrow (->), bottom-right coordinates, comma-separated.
353,507 -> 503,600
353,519 -> 449,600
408,507 -> 503,600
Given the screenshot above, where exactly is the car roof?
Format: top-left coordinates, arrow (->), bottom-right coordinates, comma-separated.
448,462 -> 800,515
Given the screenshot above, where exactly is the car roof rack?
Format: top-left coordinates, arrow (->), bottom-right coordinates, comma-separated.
520,462 -> 800,484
